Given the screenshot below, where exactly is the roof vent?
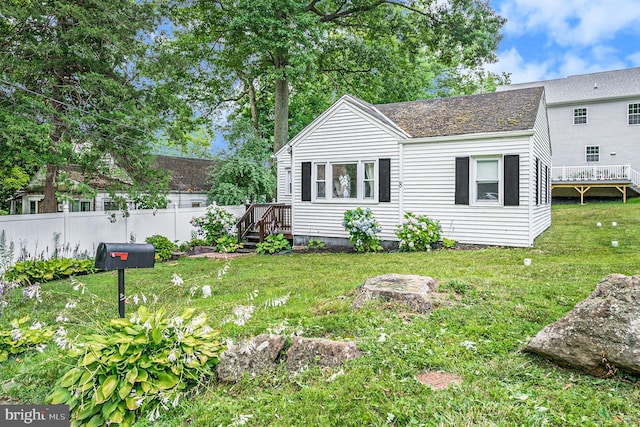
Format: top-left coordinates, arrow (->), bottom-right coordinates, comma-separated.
594,82 -> 598,89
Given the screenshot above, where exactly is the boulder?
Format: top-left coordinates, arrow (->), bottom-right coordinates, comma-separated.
216,334 -> 285,383
525,274 -> 640,377
285,337 -> 361,372
353,274 -> 439,313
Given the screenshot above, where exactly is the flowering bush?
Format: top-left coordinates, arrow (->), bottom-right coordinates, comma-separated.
190,203 -> 238,251
47,306 -> 224,427
395,212 -> 441,252
342,208 -> 383,252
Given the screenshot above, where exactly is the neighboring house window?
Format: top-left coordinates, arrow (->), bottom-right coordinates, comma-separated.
192,202 -> 201,207
80,201 -> 91,212
585,146 -> 600,162
285,167 -> 292,195
573,108 -> 587,124
104,200 -> 118,211
629,103 -> 640,125
315,164 -> 326,199
474,157 -> 500,203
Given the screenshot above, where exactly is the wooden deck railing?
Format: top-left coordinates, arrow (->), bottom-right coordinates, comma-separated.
236,203 -> 292,243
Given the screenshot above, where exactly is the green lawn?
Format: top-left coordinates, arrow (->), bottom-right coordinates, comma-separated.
2,201 -> 640,426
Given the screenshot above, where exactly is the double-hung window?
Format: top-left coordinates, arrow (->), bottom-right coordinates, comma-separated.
574,108 -> 587,124
285,167 -> 292,195
474,158 -> 500,203
585,145 -> 600,162
315,164 -> 326,199
629,103 -> 640,125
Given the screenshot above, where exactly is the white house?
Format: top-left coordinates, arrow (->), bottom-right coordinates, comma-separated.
10,155 -> 213,214
498,67 -> 640,202
275,87 -> 552,248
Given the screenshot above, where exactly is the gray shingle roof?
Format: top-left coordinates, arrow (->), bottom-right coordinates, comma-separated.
497,67 -> 640,104
373,87 -> 544,138
155,155 -> 214,192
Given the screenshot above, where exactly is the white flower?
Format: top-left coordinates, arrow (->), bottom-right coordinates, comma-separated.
65,301 -> 77,310
56,315 -> 69,323
36,344 -> 47,353
132,294 -> 140,305
168,349 -> 177,362
460,340 -> 477,351
229,414 -> 253,426
171,274 -> 184,286
30,321 -> 44,330
11,328 -> 23,341
202,285 -> 212,298
23,284 -> 41,302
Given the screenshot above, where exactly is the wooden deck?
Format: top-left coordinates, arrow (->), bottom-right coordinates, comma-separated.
552,165 -> 640,204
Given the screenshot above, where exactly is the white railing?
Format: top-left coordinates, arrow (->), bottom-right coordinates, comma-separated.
552,165 -> 633,182
0,204 -> 245,264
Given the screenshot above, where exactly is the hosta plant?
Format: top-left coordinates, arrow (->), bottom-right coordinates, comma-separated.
342,207 -> 383,252
395,212 -> 441,252
145,234 -> 177,262
256,234 -> 291,255
7,258 -> 95,285
47,306 -> 224,427
0,316 -> 53,362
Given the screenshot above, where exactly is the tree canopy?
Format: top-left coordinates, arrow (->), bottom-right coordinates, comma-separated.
158,0 -> 507,152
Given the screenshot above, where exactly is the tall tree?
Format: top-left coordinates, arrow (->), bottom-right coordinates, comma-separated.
0,0 -> 193,212
159,0 -> 506,152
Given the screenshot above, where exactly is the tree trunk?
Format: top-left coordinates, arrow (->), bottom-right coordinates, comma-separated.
248,82 -> 259,133
273,76 -> 289,153
43,163 -> 59,213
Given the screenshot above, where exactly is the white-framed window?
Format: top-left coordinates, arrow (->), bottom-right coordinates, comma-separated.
285,167 -> 292,195
473,157 -> 501,203
573,107 -> 587,124
629,103 -> 640,125
585,145 -> 600,162
315,164 -> 326,199
313,160 -> 377,201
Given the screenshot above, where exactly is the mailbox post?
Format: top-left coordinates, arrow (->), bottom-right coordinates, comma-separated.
95,243 -> 155,318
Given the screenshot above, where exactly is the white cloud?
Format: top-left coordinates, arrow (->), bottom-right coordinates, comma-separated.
497,0 -> 640,47
486,47 -> 554,83
627,52 -> 640,67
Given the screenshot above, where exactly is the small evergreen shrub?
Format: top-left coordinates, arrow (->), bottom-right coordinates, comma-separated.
256,234 -> 291,255
395,212 -> 441,252
190,203 -> 238,251
145,235 -> 177,262
342,208 -> 383,252
7,258 -> 95,285
47,306 -> 224,427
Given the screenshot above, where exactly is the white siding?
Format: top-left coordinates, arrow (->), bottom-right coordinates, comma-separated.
531,97 -> 553,241
290,104 -> 402,240
401,137 -> 535,247
276,150 -> 293,204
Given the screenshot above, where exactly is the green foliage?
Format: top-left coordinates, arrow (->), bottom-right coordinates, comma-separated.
442,237 -> 457,249
47,306 -> 224,427
7,258 -> 95,285
134,193 -> 170,210
190,203 -> 238,247
145,235 -> 177,262
207,120 -> 276,205
256,234 -> 291,255
395,212 -> 442,251
177,237 -> 209,253
307,239 -> 325,250
213,235 -> 243,254
342,208 -> 383,253
0,316 -> 54,363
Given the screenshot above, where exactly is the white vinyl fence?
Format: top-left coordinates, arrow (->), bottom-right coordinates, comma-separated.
0,204 -> 245,264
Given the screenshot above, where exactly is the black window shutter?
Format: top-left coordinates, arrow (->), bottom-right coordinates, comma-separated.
535,158 -> 540,205
504,155 -> 520,206
455,157 -> 470,205
301,162 -> 311,201
379,158 -> 391,202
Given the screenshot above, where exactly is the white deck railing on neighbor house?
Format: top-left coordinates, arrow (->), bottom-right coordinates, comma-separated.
0,204 -> 244,264
552,165 -> 640,186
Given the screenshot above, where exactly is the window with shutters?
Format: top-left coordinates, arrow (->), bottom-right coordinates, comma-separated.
311,160 -> 380,201
315,164 -> 326,199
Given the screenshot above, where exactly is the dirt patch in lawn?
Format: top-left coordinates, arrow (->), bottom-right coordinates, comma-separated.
415,371 -> 463,389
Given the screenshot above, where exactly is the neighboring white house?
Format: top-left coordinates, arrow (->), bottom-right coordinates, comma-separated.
498,67 -> 640,201
275,87 -> 552,248
9,155 -> 214,214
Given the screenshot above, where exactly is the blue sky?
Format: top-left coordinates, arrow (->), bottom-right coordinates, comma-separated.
486,0 -> 640,83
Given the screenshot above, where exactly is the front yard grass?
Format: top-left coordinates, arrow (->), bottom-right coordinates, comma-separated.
1,201 -> 640,426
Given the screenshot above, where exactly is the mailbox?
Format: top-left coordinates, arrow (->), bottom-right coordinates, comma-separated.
95,243 -> 155,271
95,242 -> 156,318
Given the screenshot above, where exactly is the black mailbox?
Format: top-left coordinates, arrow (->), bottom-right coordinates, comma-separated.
95,243 -> 156,318
95,243 -> 155,271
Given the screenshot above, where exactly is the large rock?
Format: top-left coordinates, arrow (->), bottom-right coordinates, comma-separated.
525,274 -> 640,377
353,274 -> 439,313
285,337 -> 361,372
216,334 -> 286,383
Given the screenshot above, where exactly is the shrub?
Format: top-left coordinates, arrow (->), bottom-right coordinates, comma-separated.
47,306 -> 224,427
256,234 -> 291,255
307,238 -> 325,250
342,208 -> 383,252
442,237 -> 456,249
7,258 -> 95,285
0,316 -> 53,362
190,203 -> 237,249
145,235 -> 177,262
395,212 -> 441,252
213,235 -> 243,253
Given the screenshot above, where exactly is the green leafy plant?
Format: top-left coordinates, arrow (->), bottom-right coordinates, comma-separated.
395,212 -> 441,252
7,258 -> 95,285
47,306 -> 224,427
307,238 -> 325,250
256,234 -> 291,255
145,235 -> 178,262
0,316 -> 53,362
190,203 -> 238,248
342,208 -> 383,253
213,234 -> 243,253
442,237 -> 457,249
